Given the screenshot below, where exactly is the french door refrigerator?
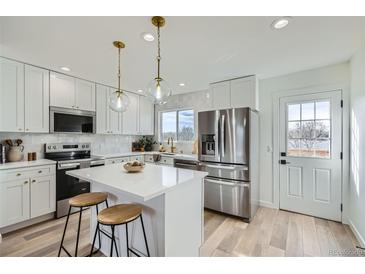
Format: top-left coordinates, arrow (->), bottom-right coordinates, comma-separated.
198,107 -> 259,221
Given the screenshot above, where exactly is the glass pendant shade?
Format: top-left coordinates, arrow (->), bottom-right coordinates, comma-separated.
108,90 -> 130,112
147,77 -> 172,105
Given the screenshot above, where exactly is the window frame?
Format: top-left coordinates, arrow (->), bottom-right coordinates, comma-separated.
159,108 -> 195,142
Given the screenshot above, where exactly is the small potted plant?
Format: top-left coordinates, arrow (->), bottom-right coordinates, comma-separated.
138,136 -> 157,152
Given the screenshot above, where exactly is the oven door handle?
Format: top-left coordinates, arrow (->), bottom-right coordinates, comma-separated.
58,163 -> 80,169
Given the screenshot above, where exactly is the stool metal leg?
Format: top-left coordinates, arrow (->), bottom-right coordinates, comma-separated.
125,223 -> 130,257
58,206 -> 72,257
110,225 -> 115,257
74,207 -> 83,257
140,215 -> 150,257
89,222 -> 100,257
96,205 -> 101,251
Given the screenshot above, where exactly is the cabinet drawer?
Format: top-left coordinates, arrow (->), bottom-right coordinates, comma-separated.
144,155 -> 154,163
159,156 -> 174,166
105,157 -> 130,165
0,165 -> 55,182
129,155 -> 144,163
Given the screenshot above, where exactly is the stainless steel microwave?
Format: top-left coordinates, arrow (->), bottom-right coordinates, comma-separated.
50,107 -> 96,134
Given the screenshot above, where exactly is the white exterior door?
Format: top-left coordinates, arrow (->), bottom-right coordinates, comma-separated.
279,90 -> 342,221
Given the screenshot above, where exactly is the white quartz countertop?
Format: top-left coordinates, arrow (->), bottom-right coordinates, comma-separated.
93,152 -> 198,161
0,159 -> 56,170
66,163 -> 208,201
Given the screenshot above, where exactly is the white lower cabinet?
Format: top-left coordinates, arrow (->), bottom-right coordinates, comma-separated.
30,175 -> 56,218
0,165 -> 56,228
0,179 -> 30,227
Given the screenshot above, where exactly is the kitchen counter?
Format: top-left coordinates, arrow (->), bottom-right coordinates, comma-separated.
66,163 -> 208,256
0,159 -> 56,170
93,151 -> 198,162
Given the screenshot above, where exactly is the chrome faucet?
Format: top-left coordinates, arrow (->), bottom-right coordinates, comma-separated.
167,137 -> 174,153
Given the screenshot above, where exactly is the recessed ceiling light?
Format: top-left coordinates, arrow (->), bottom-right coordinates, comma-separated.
179,83 -> 185,87
271,17 -> 291,30
137,89 -> 144,93
141,32 -> 155,42
60,66 -> 71,72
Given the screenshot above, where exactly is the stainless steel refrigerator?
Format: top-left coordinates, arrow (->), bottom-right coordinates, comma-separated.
198,107 -> 259,221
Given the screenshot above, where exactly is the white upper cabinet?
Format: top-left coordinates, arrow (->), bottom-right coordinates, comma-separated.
96,84 -> 121,134
139,95 -> 154,135
230,76 -> 257,109
0,58 -> 25,132
75,79 -> 95,111
211,81 -> 231,110
122,92 -> 139,135
50,72 -> 75,109
24,65 -> 49,133
50,72 -> 95,111
210,76 -> 257,110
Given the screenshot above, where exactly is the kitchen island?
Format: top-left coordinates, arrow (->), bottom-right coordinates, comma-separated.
66,163 -> 208,257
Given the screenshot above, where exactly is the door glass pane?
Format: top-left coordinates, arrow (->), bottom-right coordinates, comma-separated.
287,100 -> 331,159
288,104 -> 300,121
178,109 -> 195,141
316,101 -> 330,119
301,102 -> 315,120
301,120 -> 315,139
315,120 -> 330,138
314,139 -> 330,158
161,111 -> 177,140
288,122 -> 301,138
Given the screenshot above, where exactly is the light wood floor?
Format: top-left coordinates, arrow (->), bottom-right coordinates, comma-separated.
202,207 -> 363,257
0,207 -> 363,257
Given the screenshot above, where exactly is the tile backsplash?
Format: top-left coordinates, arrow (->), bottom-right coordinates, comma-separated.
0,133 -> 137,159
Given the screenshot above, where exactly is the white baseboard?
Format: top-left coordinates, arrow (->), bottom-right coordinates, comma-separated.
348,218 -> 365,248
0,212 -> 55,234
259,200 -> 278,209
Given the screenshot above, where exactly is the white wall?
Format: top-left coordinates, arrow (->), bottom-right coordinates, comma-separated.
258,62 -> 350,209
349,47 -> 365,247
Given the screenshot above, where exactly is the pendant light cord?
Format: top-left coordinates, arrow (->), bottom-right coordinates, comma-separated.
157,23 -> 161,80
118,46 -> 121,93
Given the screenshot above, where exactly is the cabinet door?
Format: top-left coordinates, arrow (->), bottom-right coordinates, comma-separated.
211,81 -> 231,110
108,89 -> 122,134
76,79 -> 96,111
122,92 -> 139,135
96,84 -> 109,134
50,72 -> 76,108
0,57 -> 25,132
24,65 -> 50,133
0,179 -> 30,227
30,175 -> 56,218
139,95 -> 154,135
230,76 -> 256,109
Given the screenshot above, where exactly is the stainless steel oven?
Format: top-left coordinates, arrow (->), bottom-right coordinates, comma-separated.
50,106 -> 96,134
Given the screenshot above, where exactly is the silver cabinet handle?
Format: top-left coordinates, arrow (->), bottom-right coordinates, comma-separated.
220,114 -> 225,158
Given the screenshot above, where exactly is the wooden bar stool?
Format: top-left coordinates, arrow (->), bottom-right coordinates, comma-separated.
89,204 -> 150,257
58,192 -> 109,257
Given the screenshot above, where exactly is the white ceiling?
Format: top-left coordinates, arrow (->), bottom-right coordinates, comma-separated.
1,16 -> 365,94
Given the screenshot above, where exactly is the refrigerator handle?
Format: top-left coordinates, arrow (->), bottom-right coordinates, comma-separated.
220,114 -> 225,158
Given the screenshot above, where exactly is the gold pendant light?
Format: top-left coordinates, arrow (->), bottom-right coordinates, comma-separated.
146,16 -> 172,105
108,40 -> 130,112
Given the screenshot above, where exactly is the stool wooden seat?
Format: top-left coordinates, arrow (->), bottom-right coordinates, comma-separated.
69,192 -> 108,207
90,203 -> 150,257
58,192 -> 109,257
97,204 -> 142,225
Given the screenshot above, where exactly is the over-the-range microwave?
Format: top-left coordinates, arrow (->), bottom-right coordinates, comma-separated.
50,106 -> 96,134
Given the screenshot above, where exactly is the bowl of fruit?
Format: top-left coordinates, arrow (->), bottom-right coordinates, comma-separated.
123,160 -> 145,173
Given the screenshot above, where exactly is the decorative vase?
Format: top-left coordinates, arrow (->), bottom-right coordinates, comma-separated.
8,145 -> 24,162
